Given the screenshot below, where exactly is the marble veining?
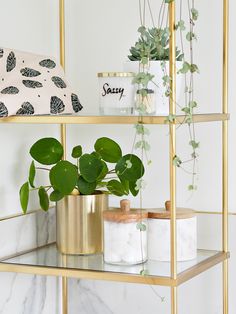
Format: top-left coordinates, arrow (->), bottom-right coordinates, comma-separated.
0,273 -> 59,314
69,279 -> 113,314
0,208 -> 56,260
148,217 -> 197,261
104,220 -> 147,265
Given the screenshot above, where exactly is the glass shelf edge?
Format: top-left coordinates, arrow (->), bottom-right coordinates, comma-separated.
0,113 -> 229,125
0,245 -> 229,287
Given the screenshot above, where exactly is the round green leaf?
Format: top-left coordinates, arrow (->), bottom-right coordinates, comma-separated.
71,145 -> 82,158
50,190 -> 64,202
19,182 -> 29,213
38,187 -> 49,211
94,137 -> 122,163
90,151 -> 102,159
50,160 -> 78,195
115,154 -> 144,181
107,180 -> 127,196
97,161 -> 108,181
77,176 -> 96,195
129,180 -> 139,196
120,179 -> 130,194
79,154 -> 104,183
28,161 -> 36,188
30,137 -> 63,165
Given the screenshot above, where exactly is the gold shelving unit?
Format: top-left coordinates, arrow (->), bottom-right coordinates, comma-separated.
0,113 -> 229,124
0,243 -> 229,287
0,0 -> 229,314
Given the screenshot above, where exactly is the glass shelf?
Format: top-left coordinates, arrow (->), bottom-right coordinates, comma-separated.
0,243 -> 229,287
0,113 -> 229,125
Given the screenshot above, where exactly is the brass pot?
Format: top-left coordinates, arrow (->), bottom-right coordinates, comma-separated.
56,192 -> 108,255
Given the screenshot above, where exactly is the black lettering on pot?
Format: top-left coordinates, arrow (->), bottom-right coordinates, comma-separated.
102,83 -> 125,100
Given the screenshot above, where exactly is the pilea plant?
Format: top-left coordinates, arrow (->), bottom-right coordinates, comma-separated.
19,137 -> 145,213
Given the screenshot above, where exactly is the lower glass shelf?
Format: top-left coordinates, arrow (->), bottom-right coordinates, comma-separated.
0,243 -> 229,287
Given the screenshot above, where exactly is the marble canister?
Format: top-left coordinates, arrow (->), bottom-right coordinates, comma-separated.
148,201 -> 197,262
103,200 -> 148,265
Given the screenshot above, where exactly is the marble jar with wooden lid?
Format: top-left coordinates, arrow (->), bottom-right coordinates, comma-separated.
103,200 -> 148,265
148,201 -> 197,262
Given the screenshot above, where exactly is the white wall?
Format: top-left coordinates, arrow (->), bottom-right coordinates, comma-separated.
0,0 -> 235,313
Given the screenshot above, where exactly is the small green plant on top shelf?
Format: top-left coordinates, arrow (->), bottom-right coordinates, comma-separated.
128,26 -> 184,62
19,137 -> 145,213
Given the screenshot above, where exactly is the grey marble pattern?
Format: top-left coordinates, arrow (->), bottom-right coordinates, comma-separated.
68,279 -> 170,314
0,273 -> 59,314
0,208 -> 56,260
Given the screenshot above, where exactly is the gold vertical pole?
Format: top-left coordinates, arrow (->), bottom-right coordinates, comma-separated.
59,1 -> 68,314
222,0 -> 229,313
62,276 -> 68,314
60,0 -> 66,159
169,1 -> 177,314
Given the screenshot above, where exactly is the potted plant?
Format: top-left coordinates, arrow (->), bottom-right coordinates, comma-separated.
124,26 -> 184,115
19,136 -> 145,255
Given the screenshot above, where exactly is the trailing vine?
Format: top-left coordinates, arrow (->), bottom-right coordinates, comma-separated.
130,0 -> 200,192
125,0 -> 200,302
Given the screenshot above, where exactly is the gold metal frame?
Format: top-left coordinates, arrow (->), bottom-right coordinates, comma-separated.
0,243 -> 229,288
59,1 -> 68,313
168,2 -> 177,313
0,113 -> 229,124
0,1 -> 230,314
222,0 -> 229,313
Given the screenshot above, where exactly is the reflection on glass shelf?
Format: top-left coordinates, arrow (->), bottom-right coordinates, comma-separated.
0,113 -> 229,125
1,243 -> 219,278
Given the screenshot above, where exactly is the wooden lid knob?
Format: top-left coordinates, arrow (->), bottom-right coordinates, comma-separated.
120,199 -> 130,212
165,200 -> 171,211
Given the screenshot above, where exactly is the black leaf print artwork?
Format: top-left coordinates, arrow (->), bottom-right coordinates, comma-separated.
50,96 -> 65,114
39,59 -> 56,69
51,76 -> 67,88
0,102 -> 8,117
0,48 -> 3,58
20,68 -> 41,77
22,80 -> 43,88
6,51 -> 16,72
16,102 -> 34,115
1,86 -> 19,94
71,93 -> 83,112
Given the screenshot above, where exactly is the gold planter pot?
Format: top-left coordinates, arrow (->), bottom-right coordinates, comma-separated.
56,192 -> 108,255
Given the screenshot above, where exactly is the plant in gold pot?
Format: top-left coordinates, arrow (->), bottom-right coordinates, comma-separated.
19,137 -> 145,255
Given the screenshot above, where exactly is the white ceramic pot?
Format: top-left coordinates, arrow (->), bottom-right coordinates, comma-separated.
124,60 -> 184,115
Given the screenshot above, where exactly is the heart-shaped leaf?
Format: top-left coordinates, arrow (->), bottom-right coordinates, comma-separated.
50,160 -> 78,195
94,137 -> 122,163
30,137 -> 63,165
19,182 -> 29,213
38,187 -> 49,211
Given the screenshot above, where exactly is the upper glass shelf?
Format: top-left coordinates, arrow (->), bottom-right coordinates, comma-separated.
0,243 -> 228,287
0,113 -> 229,125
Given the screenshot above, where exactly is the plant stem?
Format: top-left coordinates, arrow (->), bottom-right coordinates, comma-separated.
30,185 -> 51,191
36,167 -> 50,171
